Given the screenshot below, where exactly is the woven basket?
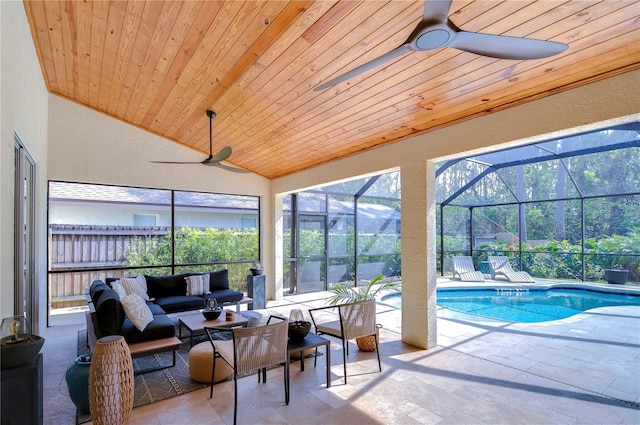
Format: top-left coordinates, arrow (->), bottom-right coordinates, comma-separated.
356,323 -> 382,352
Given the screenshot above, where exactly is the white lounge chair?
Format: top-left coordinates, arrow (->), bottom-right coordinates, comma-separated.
452,256 -> 485,282
488,256 -> 534,282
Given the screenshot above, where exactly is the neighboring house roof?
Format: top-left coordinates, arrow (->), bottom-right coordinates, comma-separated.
49,182 -> 259,210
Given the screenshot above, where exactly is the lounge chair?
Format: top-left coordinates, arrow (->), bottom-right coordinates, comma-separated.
452,256 -> 485,282
488,256 -> 534,282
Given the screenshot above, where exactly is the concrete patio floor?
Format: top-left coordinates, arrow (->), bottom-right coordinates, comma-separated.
41,280 -> 640,424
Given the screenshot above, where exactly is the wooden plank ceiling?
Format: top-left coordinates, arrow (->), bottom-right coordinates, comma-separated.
24,0 -> 640,179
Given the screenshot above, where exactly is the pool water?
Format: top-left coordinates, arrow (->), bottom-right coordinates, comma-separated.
382,287 -> 640,323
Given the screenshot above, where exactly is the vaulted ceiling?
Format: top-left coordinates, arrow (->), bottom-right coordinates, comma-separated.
24,0 -> 640,178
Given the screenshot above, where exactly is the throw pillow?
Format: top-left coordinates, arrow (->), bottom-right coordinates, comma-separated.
208,268 -> 230,291
111,280 -> 127,299
185,274 -> 210,296
120,275 -> 150,301
120,294 -> 153,332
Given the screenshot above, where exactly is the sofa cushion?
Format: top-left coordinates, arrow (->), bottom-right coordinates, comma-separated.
145,273 -> 193,298
89,280 -> 111,305
146,301 -> 166,316
93,289 -> 125,338
203,289 -> 243,305
153,295 -> 205,314
208,269 -> 230,291
120,314 -> 175,344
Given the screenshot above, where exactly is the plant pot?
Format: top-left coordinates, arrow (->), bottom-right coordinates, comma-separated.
250,267 -> 264,276
604,269 -> 628,284
356,324 -> 382,352
66,354 -> 91,415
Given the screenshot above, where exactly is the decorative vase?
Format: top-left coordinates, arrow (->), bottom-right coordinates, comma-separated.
65,354 -> 91,415
89,335 -> 134,425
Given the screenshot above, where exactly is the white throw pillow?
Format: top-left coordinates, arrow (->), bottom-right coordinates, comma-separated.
111,280 -> 127,299
120,275 -> 150,301
121,294 -> 153,332
185,274 -> 210,296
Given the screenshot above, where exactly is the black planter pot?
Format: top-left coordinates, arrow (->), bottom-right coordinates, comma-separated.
250,267 -> 264,276
604,269 -> 628,284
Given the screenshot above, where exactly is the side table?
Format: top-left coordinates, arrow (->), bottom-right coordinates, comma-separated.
287,333 -> 331,388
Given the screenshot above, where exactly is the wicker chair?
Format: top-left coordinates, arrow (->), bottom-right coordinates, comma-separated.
205,316 -> 289,425
308,299 -> 381,384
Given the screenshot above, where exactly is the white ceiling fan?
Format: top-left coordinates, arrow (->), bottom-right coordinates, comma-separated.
151,110 -> 248,173
315,0 -> 568,91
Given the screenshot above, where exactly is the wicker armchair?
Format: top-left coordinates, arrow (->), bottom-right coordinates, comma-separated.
205,316 -> 289,425
308,299 -> 381,384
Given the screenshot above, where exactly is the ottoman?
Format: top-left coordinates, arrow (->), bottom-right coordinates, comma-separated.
188,342 -> 233,383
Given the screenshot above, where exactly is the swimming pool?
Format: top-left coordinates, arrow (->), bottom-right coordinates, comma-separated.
381,287 -> 640,323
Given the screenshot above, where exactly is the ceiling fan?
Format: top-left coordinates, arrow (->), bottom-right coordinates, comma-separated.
314,0 -> 568,91
151,110 -> 248,173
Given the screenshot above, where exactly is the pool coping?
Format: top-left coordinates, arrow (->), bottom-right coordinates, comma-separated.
435,278 -> 640,296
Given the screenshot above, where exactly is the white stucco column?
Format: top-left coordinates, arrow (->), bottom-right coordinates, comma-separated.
400,159 -> 437,349
271,194 -> 284,301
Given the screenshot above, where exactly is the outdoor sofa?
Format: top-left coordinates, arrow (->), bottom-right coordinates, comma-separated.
86,269 -> 244,350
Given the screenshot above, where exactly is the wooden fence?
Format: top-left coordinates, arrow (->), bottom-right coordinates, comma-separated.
49,224 -> 169,308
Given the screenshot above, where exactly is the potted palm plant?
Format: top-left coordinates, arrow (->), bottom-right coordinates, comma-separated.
327,274 -> 399,351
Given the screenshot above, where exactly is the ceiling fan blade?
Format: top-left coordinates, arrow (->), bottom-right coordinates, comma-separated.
204,146 -> 232,164
423,0 -> 453,23
150,160 -> 204,165
448,30 -> 568,60
314,44 -> 413,91
210,162 -> 250,173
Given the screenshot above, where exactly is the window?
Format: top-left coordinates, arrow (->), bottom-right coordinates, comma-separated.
47,182 -> 260,316
133,214 -> 157,226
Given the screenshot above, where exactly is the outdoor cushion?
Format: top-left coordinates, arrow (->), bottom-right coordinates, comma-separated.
153,295 -> 205,313
89,280 -> 111,305
145,301 -> 166,316
208,269 -> 230,291
93,289 -> 125,338
145,273 -> 193,298
120,314 -> 175,344
203,289 -> 243,305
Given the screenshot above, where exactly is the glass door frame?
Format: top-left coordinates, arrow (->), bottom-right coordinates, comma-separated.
14,135 -> 37,330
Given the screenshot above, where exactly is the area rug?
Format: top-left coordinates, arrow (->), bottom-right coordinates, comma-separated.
76,330 -> 208,424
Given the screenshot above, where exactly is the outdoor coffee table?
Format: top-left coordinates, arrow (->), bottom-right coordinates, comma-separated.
179,311 -> 249,347
287,332 -> 331,388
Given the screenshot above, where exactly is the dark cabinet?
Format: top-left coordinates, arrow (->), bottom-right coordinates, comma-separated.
1,353 -> 43,425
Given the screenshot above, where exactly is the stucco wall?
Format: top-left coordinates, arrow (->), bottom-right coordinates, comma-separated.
1,1 -> 49,333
